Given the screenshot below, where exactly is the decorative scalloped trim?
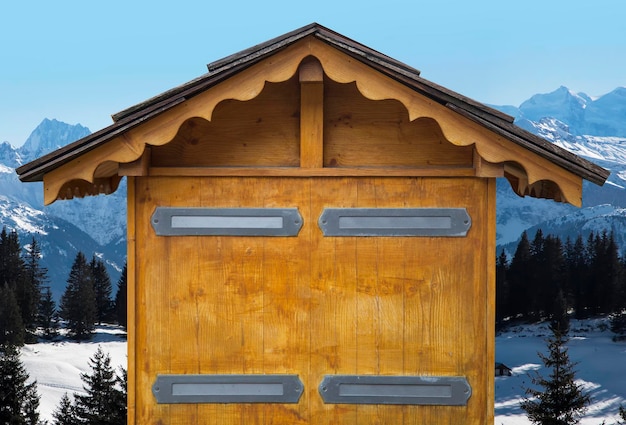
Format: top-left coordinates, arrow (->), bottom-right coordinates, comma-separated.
45,37 -> 579,205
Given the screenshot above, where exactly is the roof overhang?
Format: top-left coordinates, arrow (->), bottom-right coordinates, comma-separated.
16,23 -> 609,207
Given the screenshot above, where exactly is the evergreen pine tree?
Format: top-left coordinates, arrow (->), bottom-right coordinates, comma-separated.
74,346 -> 127,424
91,256 -> 113,324
595,231 -> 621,314
541,235 -> 567,318
610,311 -> 626,341
550,289 -> 570,335
60,252 -> 96,340
38,286 -> 59,340
0,284 -> 25,346
0,229 -> 28,334
112,366 -> 128,424
0,344 -> 41,425
566,235 -> 589,319
618,258 -> 626,313
520,327 -> 590,425
0,227 -> 24,289
114,264 -> 127,329
495,249 -> 510,323
52,393 -> 79,425
586,232 -> 606,315
22,238 -> 47,332
508,231 -> 533,318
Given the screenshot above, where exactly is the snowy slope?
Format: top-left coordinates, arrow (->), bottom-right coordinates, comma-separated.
21,326 -> 127,421
495,319 -> 626,424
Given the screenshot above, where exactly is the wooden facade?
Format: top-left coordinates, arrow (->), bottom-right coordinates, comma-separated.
17,24 -> 608,424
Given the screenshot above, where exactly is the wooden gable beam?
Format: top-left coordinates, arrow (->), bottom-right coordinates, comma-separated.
299,56 -> 324,168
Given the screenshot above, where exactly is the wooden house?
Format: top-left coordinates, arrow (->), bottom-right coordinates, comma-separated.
17,23 -> 608,424
495,363 -> 513,377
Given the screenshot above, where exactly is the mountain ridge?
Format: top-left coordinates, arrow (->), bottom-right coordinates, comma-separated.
494,86 -> 626,138
1,120 -> 125,300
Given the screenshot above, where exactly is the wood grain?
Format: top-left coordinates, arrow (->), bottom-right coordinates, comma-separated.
130,176 -> 494,424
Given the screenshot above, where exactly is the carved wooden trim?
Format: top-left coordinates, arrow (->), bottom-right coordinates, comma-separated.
43,36 -> 582,206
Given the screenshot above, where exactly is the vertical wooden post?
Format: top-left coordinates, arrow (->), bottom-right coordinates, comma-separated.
299,57 -> 324,168
126,176 -> 136,425
485,177 -> 497,424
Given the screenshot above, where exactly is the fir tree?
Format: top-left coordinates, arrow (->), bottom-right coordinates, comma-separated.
521,327 -> 590,425
114,264 -> 127,329
0,344 -> 41,425
0,229 -> 29,337
52,393 -> 79,425
91,256 -> 113,324
540,235 -> 566,318
508,231 -> 533,318
610,311 -> 626,340
596,232 -> 621,314
38,286 -> 59,340
21,238 -> 47,332
495,249 -> 510,323
550,289 -> 570,335
0,284 -> 25,346
60,252 -> 96,340
566,235 -> 589,319
74,346 -> 127,424
0,227 -> 24,290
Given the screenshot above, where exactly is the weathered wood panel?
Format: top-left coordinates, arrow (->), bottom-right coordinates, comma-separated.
130,176 -> 493,424
323,80 -> 474,168
149,75 -> 474,172
150,77 -> 300,168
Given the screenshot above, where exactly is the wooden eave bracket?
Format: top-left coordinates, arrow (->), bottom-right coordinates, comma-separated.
118,148 -> 151,177
41,36 -> 584,206
473,150 -> 504,178
51,176 -> 122,202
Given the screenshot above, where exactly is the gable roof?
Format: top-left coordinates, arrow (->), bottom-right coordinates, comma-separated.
16,23 -> 609,204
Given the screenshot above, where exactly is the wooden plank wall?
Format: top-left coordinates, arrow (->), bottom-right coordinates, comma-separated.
130,176 -> 494,424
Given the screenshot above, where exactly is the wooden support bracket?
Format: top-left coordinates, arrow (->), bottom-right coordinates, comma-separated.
473,150 -> 504,178
119,147 -> 151,176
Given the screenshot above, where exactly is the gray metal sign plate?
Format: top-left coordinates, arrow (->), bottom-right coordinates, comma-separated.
152,374 -> 304,404
151,207 -> 303,236
318,208 -> 471,237
318,375 -> 471,405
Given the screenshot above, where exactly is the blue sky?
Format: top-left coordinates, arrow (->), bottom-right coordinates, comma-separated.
1,0 -> 625,146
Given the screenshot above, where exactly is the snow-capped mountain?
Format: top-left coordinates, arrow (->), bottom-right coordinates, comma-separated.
502,86 -> 626,138
1,86 -> 626,298
494,86 -> 626,253
19,118 -> 91,161
0,119 -> 126,300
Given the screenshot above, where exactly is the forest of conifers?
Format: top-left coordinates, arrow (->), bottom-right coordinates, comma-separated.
496,229 -> 626,326
0,227 -> 127,346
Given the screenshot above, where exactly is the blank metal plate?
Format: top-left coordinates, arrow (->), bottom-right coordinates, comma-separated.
151,207 -> 303,236
152,374 -> 304,404
318,208 -> 471,237
318,375 -> 471,405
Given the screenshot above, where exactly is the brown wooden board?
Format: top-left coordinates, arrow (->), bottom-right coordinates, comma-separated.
130,175 -> 494,424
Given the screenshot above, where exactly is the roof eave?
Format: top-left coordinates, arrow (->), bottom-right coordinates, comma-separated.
15,23 -> 610,190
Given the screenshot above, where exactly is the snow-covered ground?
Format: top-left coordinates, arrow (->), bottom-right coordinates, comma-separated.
20,325 -> 127,421
21,319 -> 626,423
496,318 -> 626,424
